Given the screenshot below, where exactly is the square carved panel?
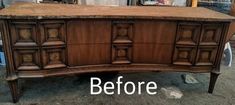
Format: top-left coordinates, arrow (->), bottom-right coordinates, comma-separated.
112,21 -> 133,44
195,46 -> 217,66
112,44 -> 132,64
42,47 -> 66,69
40,21 -> 66,46
176,23 -> 201,45
173,46 -> 197,65
10,21 -> 38,47
200,24 -> 222,46
14,49 -> 40,70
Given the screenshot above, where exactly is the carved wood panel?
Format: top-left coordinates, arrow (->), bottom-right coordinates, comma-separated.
10,21 -> 38,47
40,21 -> 66,46
173,46 -> 197,65
112,21 -> 133,44
200,24 -> 222,46
112,44 -> 132,64
42,47 -> 66,69
195,46 -> 217,66
176,23 -> 201,45
13,48 -> 40,70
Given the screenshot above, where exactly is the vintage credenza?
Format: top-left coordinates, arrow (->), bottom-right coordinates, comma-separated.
0,3 -> 235,103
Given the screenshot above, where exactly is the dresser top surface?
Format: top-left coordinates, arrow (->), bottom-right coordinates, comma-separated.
0,2 -> 234,21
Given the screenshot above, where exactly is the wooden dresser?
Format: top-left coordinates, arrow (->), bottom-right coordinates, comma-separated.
0,3 -> 234,103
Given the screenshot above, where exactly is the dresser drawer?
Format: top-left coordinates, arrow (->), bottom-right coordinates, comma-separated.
112,21 -> 133,44
10,21 -> 38,47
200,23 -> 223,46
39,21 -> 66,46
42,47 -> 66,69
173,46 -> 197,65
112,44 -> 132,64
195,46 -> 218,66
13,48 -> 40,70
176,23 -> 201,45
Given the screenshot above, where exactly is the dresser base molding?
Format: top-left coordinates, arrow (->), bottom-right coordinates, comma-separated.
8,64 -> 212,78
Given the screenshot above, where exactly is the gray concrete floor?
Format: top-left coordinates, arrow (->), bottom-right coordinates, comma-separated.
0,56 -> 235,105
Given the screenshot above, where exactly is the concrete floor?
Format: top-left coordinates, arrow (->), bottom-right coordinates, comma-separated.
0,56 -> 235,105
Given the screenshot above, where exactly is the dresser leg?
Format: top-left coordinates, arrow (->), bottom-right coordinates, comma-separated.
8,80 -> 19,103
208,72 -> 220,93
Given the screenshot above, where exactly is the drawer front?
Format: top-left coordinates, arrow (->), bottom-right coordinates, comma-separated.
13,48 -> 40,70
134,21 -> 176,44
67,44 -> 111,66
173,22 -> 224,67
10,20 -> 67,70
133,44 -> 173,64
195,46 -> 217,66
176,23 -> 201,45
67,20 -> 111,44
40,21 -> 66,46
10,21 -> 38,47
112,44 -> 132,64
111,21 -> 133,64
40,21 -> 67,69
200,24 -> 222,46
42,47 -> 66,69
112,21 -> 133,44
173,46 -> 197,65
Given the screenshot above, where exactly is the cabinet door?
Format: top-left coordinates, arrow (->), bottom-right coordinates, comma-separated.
195,46 -> 217,66
10,21 -> 38,47
112,44 -> 132,64
40,21 -> 66,46
176,23 -> 201,45
200,24 -> 222,46
173,46 -> 197,65
42,47 -> 66,69
14,48 -> 40,70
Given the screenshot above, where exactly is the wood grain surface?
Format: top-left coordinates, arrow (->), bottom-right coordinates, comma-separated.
0,2 -> 234,21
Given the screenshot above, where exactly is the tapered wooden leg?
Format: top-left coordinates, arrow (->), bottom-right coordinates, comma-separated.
208,72 -> 220,93
8,80 -> 19,103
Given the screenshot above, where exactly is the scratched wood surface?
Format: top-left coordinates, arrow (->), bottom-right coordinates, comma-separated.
0,2 -> 234,21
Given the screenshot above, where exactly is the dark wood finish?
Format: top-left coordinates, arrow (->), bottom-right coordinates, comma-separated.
67,20 -> 111,44
133,44 -> 173,64
112,21 -> 133,44
173,45 -> 197,65
200,23 -> 223,46
67,44 -> 111,66
112,44 -> 132,64
42,47 -> 66,69
134,21 -> 176,44
0,3 -> 234,103
195,46 -> 217,66
8,80 -> 19,103
39,21 -> 66,46
10,21 -> 38,47
208,72 -> 220,93
176,22 -> 201,45
13,48 -> 40,70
